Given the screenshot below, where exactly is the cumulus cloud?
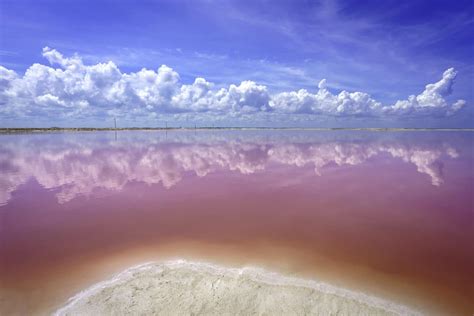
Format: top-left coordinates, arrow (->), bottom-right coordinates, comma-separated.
269,79 -> 382,115
383,68 -> 466,115
0,48 -> 466,119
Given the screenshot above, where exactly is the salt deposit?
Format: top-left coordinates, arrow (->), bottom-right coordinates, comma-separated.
54,260 -> 421,316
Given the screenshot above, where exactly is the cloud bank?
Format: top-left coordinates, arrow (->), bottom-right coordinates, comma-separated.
0,47 -> 466,120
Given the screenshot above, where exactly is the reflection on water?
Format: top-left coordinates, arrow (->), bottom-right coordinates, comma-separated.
0,131 -> 473,315
0,131 -> 467,206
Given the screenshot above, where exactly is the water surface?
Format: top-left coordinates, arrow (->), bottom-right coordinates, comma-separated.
1,130 -> 472,315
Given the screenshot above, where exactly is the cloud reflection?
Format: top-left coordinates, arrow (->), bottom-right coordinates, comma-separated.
0,132 -> 461,206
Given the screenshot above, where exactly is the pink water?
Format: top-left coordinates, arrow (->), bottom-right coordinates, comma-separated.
1,131 -> 473,315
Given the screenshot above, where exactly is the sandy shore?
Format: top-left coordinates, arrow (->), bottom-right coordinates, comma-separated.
54,260 -> 421,316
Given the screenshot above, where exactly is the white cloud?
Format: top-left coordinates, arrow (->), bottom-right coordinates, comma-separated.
269,79 -> 382,115
35,93 -> 68,107
384,68 -> 466,115
0,48 -> 466,119
170,79 -> 269,113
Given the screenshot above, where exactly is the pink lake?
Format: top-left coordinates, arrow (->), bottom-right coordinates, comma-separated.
0,130 -> 473,315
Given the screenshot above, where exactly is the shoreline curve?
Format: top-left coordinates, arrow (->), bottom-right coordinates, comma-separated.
54,260 -> 422,316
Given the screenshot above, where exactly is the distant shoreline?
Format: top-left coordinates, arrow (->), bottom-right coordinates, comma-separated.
0,127 -> 473,134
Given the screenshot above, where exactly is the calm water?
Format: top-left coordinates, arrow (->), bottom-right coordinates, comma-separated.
0,130 -> 472,315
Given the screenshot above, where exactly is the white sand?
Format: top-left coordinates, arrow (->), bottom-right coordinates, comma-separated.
54,260 -> 421,316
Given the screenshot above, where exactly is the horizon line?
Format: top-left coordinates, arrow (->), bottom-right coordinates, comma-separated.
1,127 -> 473,134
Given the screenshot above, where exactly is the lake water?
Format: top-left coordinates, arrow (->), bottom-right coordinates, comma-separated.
0,130 -> 472,315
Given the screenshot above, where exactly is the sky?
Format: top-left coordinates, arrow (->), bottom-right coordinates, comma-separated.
0,0 -> 473,128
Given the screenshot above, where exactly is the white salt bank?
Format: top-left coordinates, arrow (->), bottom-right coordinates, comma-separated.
54,260 -> 421,316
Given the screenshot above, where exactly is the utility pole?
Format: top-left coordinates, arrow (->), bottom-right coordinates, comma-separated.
114,117 -> 117,129
165,121 -> 168,129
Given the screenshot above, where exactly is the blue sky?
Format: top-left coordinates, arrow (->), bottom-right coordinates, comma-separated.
0,0 -> 473,127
